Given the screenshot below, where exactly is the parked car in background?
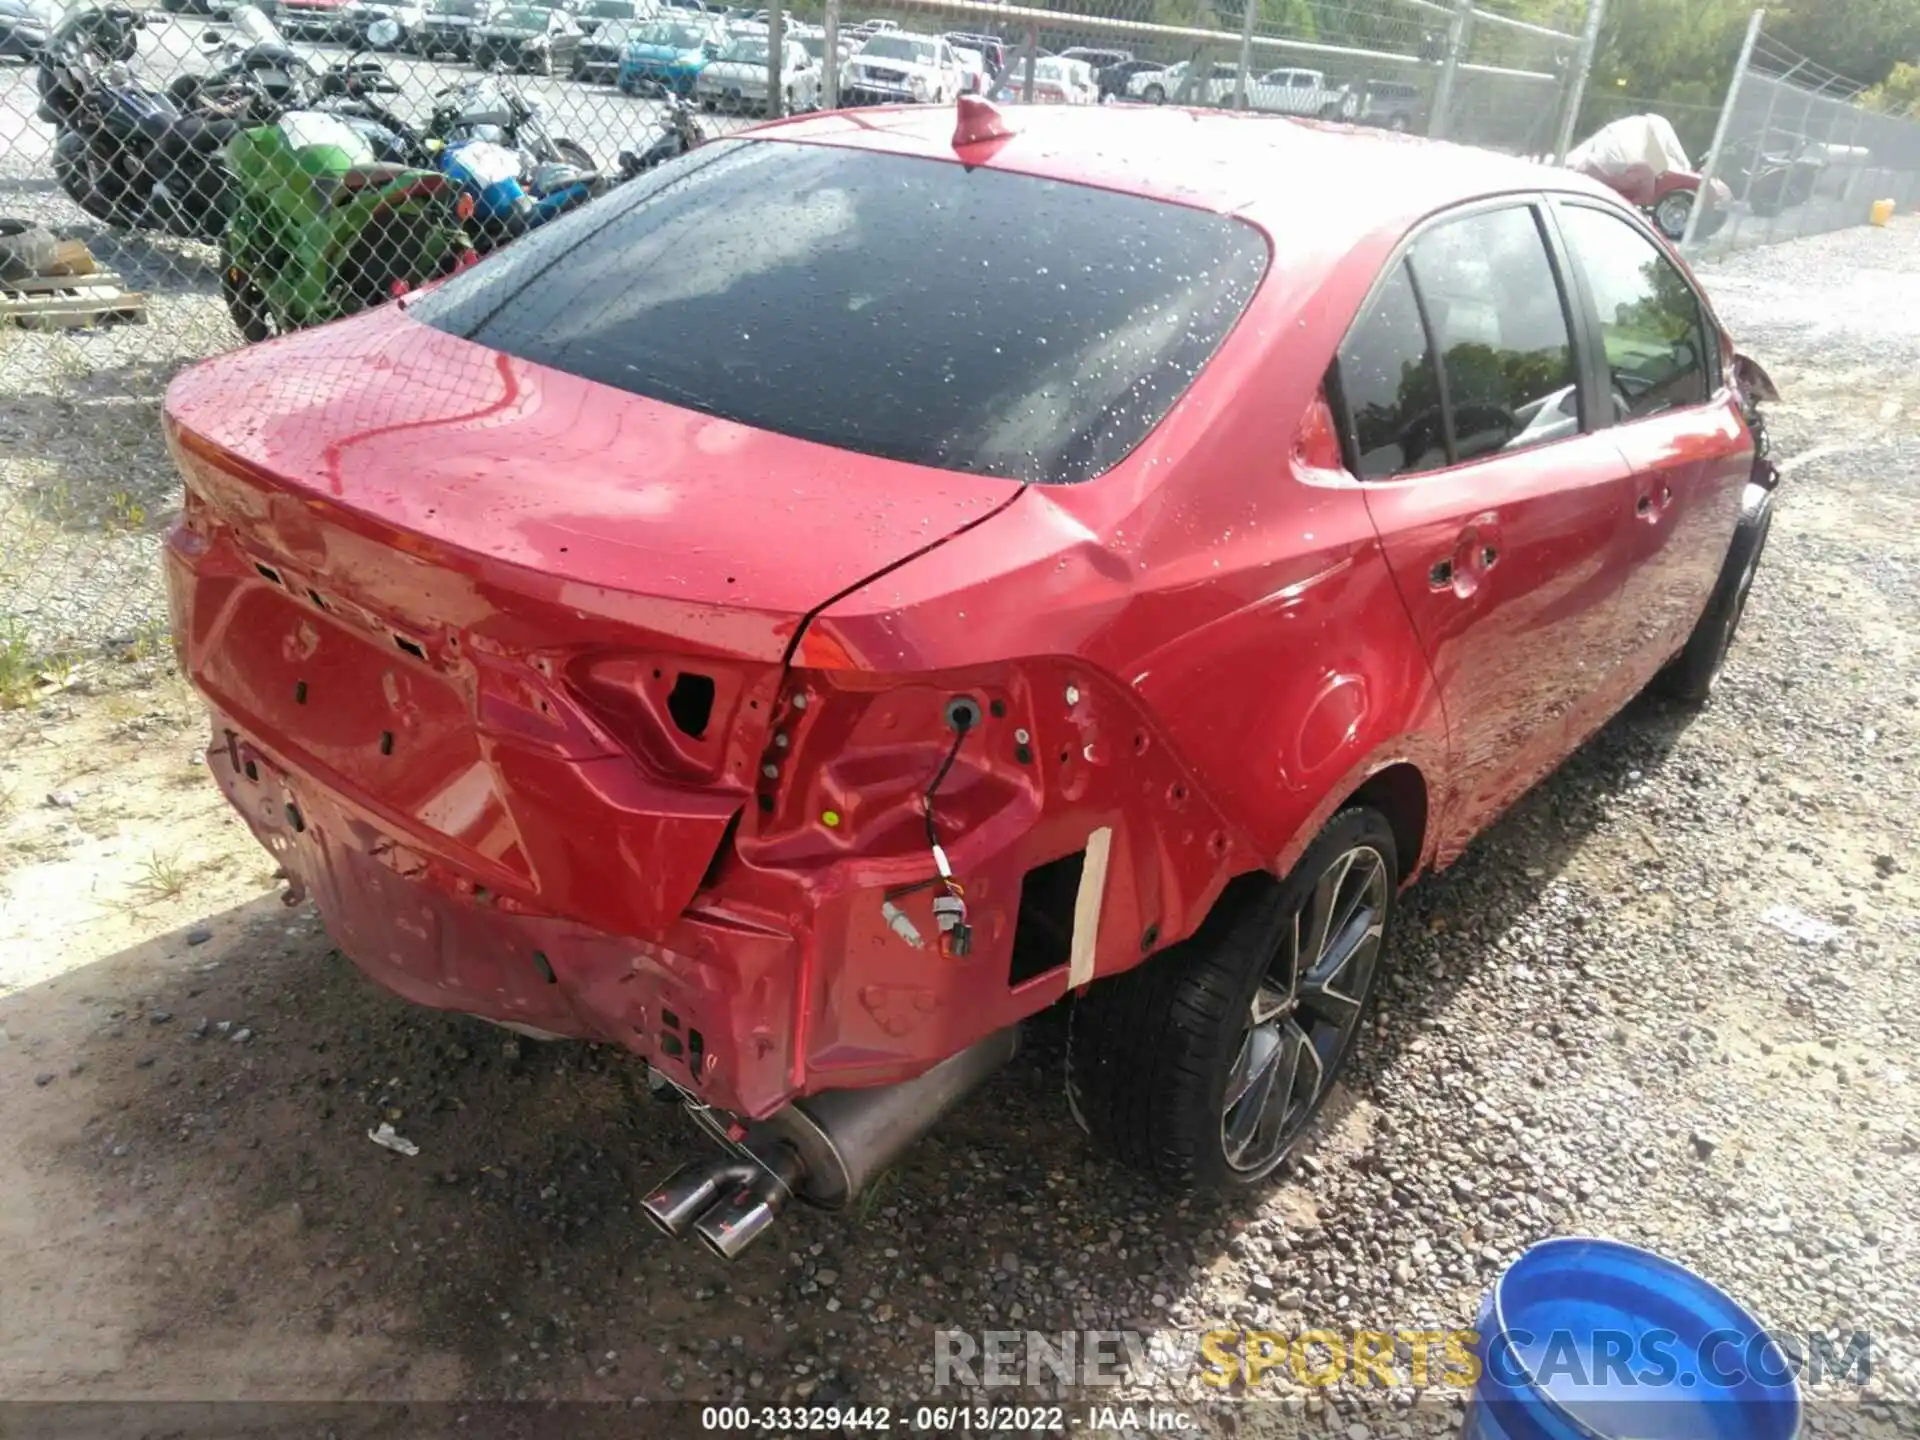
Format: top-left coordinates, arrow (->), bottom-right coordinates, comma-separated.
163,106 -> 1779,1249
1246,67 -> 1356,119
272,0 -> 361,41
473,3 -> 582,73
576,0 -> 649,32
1059,44 -> 1129,72
695,32 -> 817,112
1095,56 -> 1162,100
414,0 -> 497,58
1357,78 -> 1421,131
995,54 -> 1096,104
1126,58 -> 1238,105
943,30 -> 1003,72
0,0 -> 57,57
573,14 -> 632,77
618,12 -> 720,93
950,44 -> 988,95
840,30 -> 962,106
791,26 -> 848,70
348,0 -> 425,46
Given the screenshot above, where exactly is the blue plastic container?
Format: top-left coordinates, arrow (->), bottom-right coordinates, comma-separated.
1463,1238 -> 1802,1440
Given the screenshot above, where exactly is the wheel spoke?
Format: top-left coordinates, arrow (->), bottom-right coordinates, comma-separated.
1222,1020 -> 1282,1114
1249,980 -> 1290,1025
1228,1020 -> 1309,1165
1297,849 -> 1355,973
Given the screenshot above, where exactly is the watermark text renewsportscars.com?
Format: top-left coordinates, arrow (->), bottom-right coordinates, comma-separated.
933,1328 -> 1872,1391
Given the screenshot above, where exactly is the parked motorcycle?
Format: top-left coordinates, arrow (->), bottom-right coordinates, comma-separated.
220,22 -> 475,340
1720,135 -> 1825,218
423,81 -> 601,250
38,3 -> 259,238
615,94 -> 708,179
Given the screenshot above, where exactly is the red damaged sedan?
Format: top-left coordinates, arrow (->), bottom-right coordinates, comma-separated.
164,99 -> 1777,1257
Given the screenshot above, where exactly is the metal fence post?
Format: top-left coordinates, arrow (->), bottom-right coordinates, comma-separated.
1551,0 -> 1606,163
1233,0 -> 1256,110
1681,7 -> 1764,249
1020,24 -> 1037,103
766,0 -> 785,119
1835,103 -> 1869,206
1427,0 -> 1473,140
822,0 -> 838,108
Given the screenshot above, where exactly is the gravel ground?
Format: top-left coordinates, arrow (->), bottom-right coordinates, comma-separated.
1,208 -> 1917,1432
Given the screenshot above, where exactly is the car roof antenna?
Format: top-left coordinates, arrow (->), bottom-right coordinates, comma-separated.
952,94 -> 1016,154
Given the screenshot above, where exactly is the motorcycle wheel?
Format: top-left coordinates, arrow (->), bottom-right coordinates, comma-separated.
552,138 -> 594,170
220,240 -> 276,344
52,131 -> 126,225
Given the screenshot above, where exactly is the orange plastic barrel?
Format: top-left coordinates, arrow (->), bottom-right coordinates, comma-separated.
1871,198 -> 1896,226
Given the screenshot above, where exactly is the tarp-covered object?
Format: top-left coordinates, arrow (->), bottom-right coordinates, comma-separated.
1567,114 -> 1694,206
1568,113 -> 1693,178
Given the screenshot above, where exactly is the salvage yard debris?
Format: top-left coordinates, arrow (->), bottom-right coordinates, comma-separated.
367,1122 -> 421,1157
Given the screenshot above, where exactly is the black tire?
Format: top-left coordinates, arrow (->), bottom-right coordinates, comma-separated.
569,55 -> 587,80
1067,807 -> 1397,1190
551,138 -> 594,170
220,238 -> 275,343
51,132 -> 124,225
1657,492 -> 1774,705
1143,83 -> 1164,103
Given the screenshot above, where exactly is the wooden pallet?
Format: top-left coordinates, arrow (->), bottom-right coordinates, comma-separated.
0,270 -> 149,331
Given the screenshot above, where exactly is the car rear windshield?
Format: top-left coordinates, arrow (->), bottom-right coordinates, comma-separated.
406,141 -> 1267,485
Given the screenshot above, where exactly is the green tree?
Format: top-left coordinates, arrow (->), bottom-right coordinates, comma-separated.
1863,59 -> 1920,115
1768,0 -> 1920,87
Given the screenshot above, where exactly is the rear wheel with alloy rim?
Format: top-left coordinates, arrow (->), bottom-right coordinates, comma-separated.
1067,806 -> 1397,1189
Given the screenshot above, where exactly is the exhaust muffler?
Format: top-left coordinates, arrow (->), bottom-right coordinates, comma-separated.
642,1027 -> 1017,1258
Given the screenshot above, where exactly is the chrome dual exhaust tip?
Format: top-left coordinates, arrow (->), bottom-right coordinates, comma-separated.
641,1027 -> 1018,1260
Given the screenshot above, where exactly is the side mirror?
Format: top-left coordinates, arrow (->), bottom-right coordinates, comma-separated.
366,16 -> 401,45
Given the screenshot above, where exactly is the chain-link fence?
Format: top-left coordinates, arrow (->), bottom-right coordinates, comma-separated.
1682,12 -> 1920,256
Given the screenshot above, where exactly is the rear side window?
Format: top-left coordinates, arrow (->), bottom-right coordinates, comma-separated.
408,141 -> 1267,485
1336,261 -> 1446,480
1555,204 -> 1710,420
1408,206 -> 1579,462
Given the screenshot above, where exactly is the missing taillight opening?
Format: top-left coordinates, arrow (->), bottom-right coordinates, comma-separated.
667,672 -> 716,738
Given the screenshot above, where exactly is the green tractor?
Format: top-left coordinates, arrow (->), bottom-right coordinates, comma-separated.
220,108 -> 474,340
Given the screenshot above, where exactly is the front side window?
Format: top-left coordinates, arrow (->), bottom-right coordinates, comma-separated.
1337,260 -> 1446,480
1409,205 -> 1579,462
1556,204 -> 1710,420
408,141 -> 1268,485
